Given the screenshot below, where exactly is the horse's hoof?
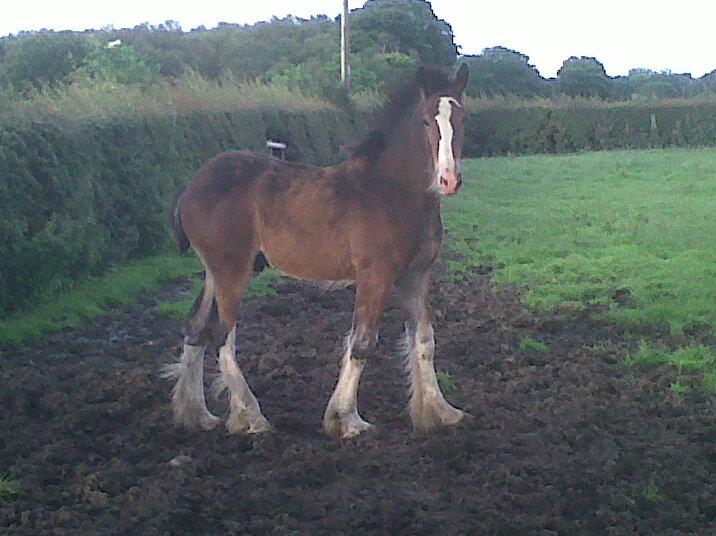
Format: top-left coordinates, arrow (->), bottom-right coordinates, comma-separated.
411,402 -> 466,433
199,412 -> 221,431
227,414 -> 272,435
323,410 -> 374,439
247,418 -> 273,435
342,419 -> 375,440
173,406 -> 221,432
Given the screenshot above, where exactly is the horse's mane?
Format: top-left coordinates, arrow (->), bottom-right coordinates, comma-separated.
351,65 -> 454,159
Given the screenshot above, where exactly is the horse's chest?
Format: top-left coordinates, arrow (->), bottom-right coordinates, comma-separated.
398,207 -> 442,271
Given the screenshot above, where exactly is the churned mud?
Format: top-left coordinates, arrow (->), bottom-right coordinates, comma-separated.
1,270 -> 714,535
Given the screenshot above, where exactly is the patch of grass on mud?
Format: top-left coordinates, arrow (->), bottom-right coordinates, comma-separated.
436,370 -> 456,395
0,254 -> 201,346
670,382 -> 691,395
0,476 -> 21,499
626,341 -> 716,392
444,149 -> 715,390
155,268 -> 279,320
643,481 -> 664,503
518,337 -> 548,353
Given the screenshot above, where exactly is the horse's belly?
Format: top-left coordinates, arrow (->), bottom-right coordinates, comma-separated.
259,230 -> 354,282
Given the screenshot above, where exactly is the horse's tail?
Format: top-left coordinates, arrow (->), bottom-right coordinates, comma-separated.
171,187 -> 191,253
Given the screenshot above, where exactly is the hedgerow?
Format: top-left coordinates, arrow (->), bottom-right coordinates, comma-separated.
463,95 -> 716,156
0,79 -> 365,317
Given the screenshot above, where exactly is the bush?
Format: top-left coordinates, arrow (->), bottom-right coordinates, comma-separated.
463,95 -> 716,156
0,80 -> 366,318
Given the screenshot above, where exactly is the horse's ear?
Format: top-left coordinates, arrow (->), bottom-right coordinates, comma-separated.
454,63 -> 469,95
416,66 -> 431,99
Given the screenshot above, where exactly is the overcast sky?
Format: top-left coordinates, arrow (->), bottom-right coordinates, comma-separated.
2,0 -> 714,78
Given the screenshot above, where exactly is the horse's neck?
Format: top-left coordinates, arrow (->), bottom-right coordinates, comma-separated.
376,111 -> 433,195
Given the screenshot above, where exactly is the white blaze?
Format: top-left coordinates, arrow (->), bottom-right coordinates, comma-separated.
434,96 -> 461,187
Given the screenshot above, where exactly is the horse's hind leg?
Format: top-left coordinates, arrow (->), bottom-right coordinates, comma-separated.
162,273 -> 220,431
212,255 -> 271,435
396,270 -> 464,432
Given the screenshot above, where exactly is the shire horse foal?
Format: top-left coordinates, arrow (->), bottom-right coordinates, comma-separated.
164,65 -> 470,438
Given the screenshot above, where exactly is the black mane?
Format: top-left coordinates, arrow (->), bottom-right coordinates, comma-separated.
351,66 -> 453,159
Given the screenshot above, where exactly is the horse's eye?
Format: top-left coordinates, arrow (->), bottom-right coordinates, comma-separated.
422,119 -> 431,127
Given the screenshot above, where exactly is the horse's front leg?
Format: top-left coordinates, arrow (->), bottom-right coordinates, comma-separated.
397,270 -> 464,432
323,275 -> 391,439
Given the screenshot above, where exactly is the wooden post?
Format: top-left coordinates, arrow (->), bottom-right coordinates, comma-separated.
341,0 -> 350,89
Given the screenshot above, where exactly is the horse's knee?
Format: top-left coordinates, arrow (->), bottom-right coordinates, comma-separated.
202,319 -> 233,358
185,295 -> 225,348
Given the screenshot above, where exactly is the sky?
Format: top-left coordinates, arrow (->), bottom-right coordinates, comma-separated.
1,0 -> 714,78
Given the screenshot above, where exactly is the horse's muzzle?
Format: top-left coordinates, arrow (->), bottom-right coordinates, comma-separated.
439,170 -> 462,196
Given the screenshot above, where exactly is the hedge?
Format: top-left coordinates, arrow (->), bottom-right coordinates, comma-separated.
464,96 -> 716,156
0,106 -> 365,317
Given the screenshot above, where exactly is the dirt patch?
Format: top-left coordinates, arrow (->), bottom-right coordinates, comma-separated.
1,273 -> 714,535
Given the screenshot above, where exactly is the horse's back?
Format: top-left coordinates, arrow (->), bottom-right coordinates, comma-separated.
180,150 -> 316,235
185,150 -> 303,200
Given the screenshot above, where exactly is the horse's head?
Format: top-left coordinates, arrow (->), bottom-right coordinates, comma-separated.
417,64 -> 469,196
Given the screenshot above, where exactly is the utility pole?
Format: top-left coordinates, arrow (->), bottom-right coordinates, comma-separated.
341,0 -> 350,89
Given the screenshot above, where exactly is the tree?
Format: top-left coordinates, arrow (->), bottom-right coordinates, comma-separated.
555,56 -> 612,98
0,31 -> 91,90
117,21 -> 188,78
700,69 -> 716,94
350,0 -> 457,67
71,37 -> 161,86
461,47 -> 549,98
183,16 -> 336,81
627,68 -> 695,98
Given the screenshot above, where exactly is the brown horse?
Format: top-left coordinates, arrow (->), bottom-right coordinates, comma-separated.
163,64 -> 470,439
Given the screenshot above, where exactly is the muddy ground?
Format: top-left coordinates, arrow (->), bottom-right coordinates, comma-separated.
0,270 -> 714,535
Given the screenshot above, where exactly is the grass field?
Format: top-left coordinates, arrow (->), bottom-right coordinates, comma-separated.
445,148 -> 716,332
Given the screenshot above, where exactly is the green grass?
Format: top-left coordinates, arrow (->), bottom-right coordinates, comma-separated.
626,341 -> 715,373
0,253 -> 202,346
0,251 -> 281,345
0,476 -> 20,499
518,337 -> 548,353
625,341 -> 672,366
155,268 -> 279,320
436,370 -> 456,395
624,341 -> 715,391
643,481 -> 664,503
670,382 -> 691,395
445,148 -> 716,333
